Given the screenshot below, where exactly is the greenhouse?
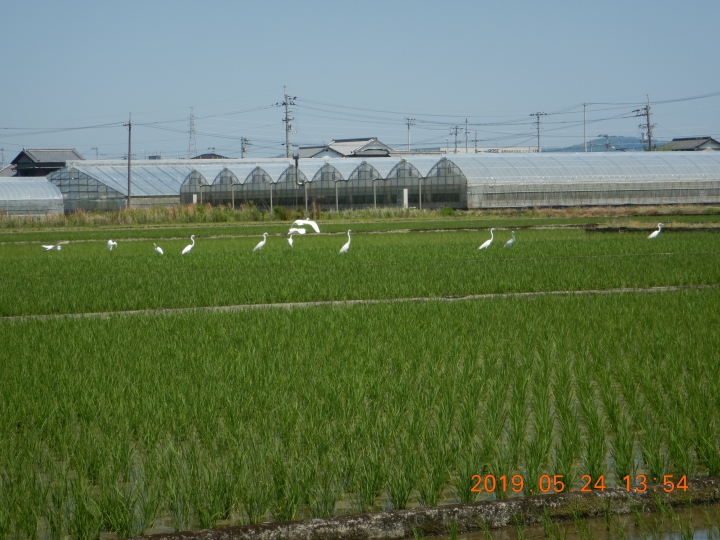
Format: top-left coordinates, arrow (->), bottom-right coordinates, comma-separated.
0,178 -> 64,216
47,153 -> 720,212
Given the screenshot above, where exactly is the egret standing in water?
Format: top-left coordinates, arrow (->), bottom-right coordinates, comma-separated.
339,230 -> 352,253
504,231 -> 515,248
292,219 -> 320,233
648,223 -> 663,239
153,243 -> 164,255
287,233 -> 294,247
181,235 -> 196,254
254,233 -> 268,252
107,240 -> 117,251
478,228 -> 495,250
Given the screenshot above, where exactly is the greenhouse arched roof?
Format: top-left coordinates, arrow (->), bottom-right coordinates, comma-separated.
0,178 -> 63,200
443,152 -> 720,184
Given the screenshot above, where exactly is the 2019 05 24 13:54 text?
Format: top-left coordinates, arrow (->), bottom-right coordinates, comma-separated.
470,474 -> 689,494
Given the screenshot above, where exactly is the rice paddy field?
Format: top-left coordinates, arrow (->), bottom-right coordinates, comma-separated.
1,210 -> 719,539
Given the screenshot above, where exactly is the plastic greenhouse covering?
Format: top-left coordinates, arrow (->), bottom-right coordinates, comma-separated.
45,153 -> 720,212
0,178 -> 64,216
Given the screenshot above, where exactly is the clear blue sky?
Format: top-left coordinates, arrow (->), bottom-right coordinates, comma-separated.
1,0 -> 719,160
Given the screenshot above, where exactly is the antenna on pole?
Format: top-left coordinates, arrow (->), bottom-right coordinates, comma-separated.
530,112 -> 547,152
450,126 -> 463,154
1,148 -> 4,168
276,87 -> 297,158
404,117 -> 415,151
633,95 -> 655,151
187,108 -> 197,158
241,137 -> 251,159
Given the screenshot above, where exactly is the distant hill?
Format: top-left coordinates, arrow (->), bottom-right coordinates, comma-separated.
547,136 -> 668,153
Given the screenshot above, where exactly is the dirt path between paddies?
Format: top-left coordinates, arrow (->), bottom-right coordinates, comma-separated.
2,283 -> 718,322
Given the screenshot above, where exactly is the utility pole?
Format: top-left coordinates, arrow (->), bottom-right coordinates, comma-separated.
187,108 -> 197,158
91,147 -> 98,159
633,95 -> 654,151
465,118 -> 468,153
450,126 -> 462,154
582,103 -> 592,152
276,87 -> 297,158
530,112 -> 547,152
599,134 -> 611,151
123,113 -> 132,209
474,131 -> 477,153
241,137 -> 251,159
404,117 -> 415,151
0,148 -> 4,168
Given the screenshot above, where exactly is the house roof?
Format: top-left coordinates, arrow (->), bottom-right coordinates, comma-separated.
665,137 -> 720,151
0,164 -> 17,177
12,148 -> 85,165
298,138 -> 393,158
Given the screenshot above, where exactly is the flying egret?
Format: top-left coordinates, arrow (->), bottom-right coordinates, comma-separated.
107,240 -> 117,251
504,231 -> 516,248
288,228 -> 306,235
287,233 -> 294,247
153,243 -> 164,255
339,230 -> 352,253
254,232 -> 268,252
181,235 -> 196,255
648,223 -> 663,239
292,219 -> 320,233
478,228 -> 495,250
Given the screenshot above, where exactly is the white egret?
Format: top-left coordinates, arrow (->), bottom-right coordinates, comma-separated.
339,230 -> 352,253
648,223 -> 663,239
254,232 -> 268,252
288,228 -> 306,235
181,235 -> 196,255
292,219 -> 320,233
107,240 -> 117,251
478,228 -> 495,250
42,244 -> 62,251
153,243 -> 164,255
287,233 -> 294,247
504,231 -> 516,248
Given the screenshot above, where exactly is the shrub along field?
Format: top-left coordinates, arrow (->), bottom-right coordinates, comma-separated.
0,217 -> 719,539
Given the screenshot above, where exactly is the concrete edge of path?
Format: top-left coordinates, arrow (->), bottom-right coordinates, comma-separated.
130,476 -> 720,540
2,284 -> 718,322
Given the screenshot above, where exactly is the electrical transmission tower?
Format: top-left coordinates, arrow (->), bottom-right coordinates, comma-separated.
187,108 -> 197,158
450,125 -> 463,154
241,137 -> 252,158
530,112 -> 547,152
404,117 -> 415,150
634,96 -> 655,151
276,87 -> 297,158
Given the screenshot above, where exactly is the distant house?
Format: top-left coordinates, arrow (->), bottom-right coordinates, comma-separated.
664,137 -> 720,151
192,152 -> 229,160
298,137 -> 393,158
11,148 -> 85,177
